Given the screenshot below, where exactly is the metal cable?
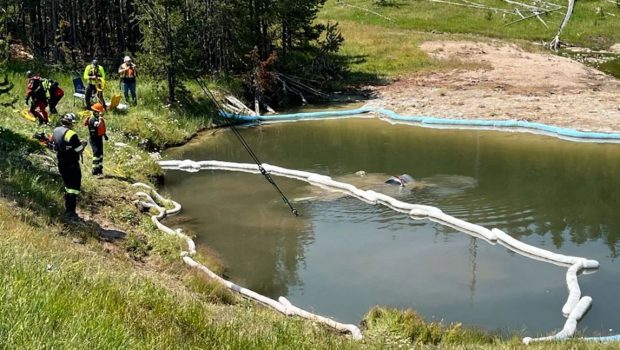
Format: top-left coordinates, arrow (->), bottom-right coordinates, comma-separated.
195,78 -> 299,217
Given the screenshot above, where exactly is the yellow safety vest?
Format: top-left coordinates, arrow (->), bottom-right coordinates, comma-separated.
42,79 -> 52,99
83,64 -> 106,84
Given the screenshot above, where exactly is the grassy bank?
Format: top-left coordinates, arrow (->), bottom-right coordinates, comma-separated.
0,65 -> 498,349
0,66 -> 362,348
327,21 -> 489,81
319,0 -> 620,81
0,198 -> 361,349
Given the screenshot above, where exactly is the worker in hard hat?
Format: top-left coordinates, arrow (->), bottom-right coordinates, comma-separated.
52,113 -> 88,220
118,56 -> 137,105
83,58 -> 106,110
84,102 -> 108,176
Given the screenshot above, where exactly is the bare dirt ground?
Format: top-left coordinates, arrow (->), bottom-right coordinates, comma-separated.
367,41 -> 620,133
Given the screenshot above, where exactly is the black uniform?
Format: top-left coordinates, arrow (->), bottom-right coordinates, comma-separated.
87,116 -> 105,175
52,126 -> 85,216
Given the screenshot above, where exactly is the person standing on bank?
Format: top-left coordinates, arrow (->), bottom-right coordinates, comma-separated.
84,102 -> 108,176
118,56 -> 137,105
52,113 -> 87,220
83,58 -> 106,110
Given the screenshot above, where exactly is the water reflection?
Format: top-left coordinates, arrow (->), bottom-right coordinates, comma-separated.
164,172 -> 312,297
163,118 -> 620,334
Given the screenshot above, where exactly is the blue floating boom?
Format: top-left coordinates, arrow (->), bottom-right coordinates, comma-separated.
583,335 -> 620,342
219,107 -> 620,143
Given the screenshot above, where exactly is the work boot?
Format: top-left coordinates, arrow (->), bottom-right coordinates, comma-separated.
65,193 -> 78,214
64,211 -> 80,221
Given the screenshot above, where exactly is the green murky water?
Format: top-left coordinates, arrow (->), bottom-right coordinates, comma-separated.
559,50 -> 620,79
600,57 -> 620,79
163,118 -> 620,336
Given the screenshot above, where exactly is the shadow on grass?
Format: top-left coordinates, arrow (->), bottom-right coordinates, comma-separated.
69,216 -> 127,242
0,127 -> 64,218
335,53 -> 391,88
173,83 -> 217,119
374,1 -> 407,8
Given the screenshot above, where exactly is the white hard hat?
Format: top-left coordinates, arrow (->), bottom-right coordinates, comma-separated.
124,56 -> 131,62
61,113 -> 77,125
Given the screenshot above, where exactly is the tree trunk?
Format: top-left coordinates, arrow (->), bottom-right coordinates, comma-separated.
165,3 -> 175,104
51,0 -> 59,61
550,0 -> 575,50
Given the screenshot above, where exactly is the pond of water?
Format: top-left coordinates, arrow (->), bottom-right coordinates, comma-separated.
163,117 -> 620,336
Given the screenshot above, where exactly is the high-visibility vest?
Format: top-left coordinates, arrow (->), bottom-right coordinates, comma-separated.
84,64 -> 106,84
120,63 -> 136,79
41,79 -> 52,99
52,126 -> 83,164
86,116 -> 107,137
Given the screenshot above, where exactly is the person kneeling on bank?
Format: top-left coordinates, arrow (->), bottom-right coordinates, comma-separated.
52,113 -> 87,220
25,71 -> 49,125
84,102 -> 108,176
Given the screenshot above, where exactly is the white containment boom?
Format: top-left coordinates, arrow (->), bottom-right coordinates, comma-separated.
152,160 -> 605,343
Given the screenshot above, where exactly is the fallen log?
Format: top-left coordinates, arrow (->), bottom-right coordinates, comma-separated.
550,0 -> 576,50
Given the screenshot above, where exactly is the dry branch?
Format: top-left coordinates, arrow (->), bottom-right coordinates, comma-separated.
550,0 -> 576,50
515,8 -> 525,18
503,0 -> 559,11
336,1 -> 395,22
225,95 -> 257,116
461,0 -> 491,8
534,13 -> 549,28
426,0 -> 518,14
504,7 -> 561,26
276,73 -> 329,99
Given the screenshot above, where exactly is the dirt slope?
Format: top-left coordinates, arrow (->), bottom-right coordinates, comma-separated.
368,41 -> 620,133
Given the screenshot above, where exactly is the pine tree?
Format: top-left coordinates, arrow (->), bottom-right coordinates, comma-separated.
136,0 -> 187,104
4,0 -> 341,103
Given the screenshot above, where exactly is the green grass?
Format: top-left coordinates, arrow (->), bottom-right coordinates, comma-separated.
361,307 -> 620,349
319,0 -> 620,81
331,21 -> 490,81
321,0 -> 620,48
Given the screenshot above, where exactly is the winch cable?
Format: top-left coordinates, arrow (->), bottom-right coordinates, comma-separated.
195,78 -> 299,217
